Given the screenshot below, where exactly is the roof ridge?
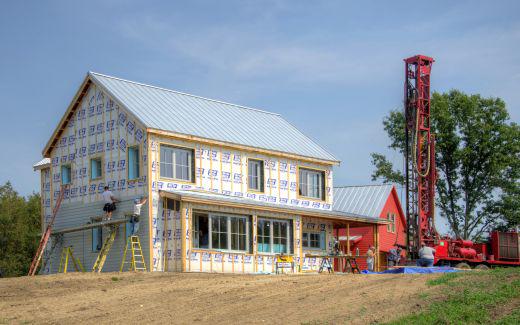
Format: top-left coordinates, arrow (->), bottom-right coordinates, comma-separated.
89,71 -> 281,116
334,184 -> 393,188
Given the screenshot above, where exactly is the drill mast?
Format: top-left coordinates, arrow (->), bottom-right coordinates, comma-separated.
404,55 -> 437,257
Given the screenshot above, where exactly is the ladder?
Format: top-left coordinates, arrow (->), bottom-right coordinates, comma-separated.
59,246 -> 85,273
28,185 -> 66,276
41,234 -> 64,273
345,258 -> 361,274
92,225 -> 119,273
120,235 -> 147,272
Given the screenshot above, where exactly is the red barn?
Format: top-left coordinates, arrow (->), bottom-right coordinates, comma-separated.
333,184 -> 406,270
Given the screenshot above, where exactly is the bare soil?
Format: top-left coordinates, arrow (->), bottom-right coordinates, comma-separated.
0,272 -> 442,324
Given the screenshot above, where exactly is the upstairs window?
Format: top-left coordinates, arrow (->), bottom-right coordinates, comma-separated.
128,146 -> 140,179
387,213 -> 396,233
90,158 -> 102,180
298,168 -> 325,200
61,165 -> 71,185
160,145 -> 194,182
247,159 -> 264,192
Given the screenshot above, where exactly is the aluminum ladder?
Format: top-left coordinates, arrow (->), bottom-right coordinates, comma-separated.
120,235 -> 147,272
92,225 -> 119,273
58,246 -> 85,273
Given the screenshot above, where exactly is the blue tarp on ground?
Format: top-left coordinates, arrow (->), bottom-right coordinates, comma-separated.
362,266 -> 459,274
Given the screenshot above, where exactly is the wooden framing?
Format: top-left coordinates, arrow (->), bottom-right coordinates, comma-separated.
88,155 -> 104,181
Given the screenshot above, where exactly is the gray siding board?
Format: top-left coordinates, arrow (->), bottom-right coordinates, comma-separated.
46,199 -> 150,273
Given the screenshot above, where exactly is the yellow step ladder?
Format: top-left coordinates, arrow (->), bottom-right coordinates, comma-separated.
92,225 -> 119,273
58,246 -> 85,273
120,235 -> 147,272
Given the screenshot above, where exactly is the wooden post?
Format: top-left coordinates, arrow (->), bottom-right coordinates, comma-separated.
373,224 -> 380,272
346,223 -> 350,255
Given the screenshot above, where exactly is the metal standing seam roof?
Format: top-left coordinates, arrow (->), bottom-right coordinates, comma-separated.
89,72 -> 338,163
332,184 -> 394,220
161,189 -> 388,225
33,158 -> 51,171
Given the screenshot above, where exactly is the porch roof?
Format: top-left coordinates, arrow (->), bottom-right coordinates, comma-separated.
160,189 -> 389,227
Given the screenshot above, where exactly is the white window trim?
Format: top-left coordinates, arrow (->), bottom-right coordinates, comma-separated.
247,159 -> 264,192
302,231 -> 325,250
257,218 -> 292,255
193,212 -> 250,253
298,168 -> 325,200
160,145 -> 194,182
387,213 -> 396,233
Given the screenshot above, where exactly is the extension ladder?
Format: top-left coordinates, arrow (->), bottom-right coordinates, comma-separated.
41,234 -> 63,274
59,246 -> 85,273
344,257 -> 361,274
92,225 -> 119,273
28,185 -> 66,276
120,235 -> 147,272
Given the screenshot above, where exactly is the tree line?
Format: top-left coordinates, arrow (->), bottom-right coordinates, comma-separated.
0,182 -> 41,277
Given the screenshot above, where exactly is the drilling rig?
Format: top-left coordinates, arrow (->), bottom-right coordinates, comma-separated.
403,55 -> 519,268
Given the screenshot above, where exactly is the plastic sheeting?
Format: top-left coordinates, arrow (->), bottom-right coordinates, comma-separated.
362,266 -> 459,274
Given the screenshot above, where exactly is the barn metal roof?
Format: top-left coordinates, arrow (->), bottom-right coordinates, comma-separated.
89,72 -> 338,163
332,184 -> 394,219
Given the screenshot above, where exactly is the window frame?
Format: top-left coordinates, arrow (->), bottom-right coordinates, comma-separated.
256,218 -> 292,255
247,158 -> 265,193
159,144 -> 195,183
302,231 -> 326,250
297,166 -> 326,201
92,227 -> 102,252
387,213 -> 396,233
127,145 -> 140,181
61,164 -> 72,185
89,156 -> 103,180
192,212 -> 250,253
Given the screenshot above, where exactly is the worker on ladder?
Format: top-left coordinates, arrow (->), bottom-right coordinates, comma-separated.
131,196 -> 147,234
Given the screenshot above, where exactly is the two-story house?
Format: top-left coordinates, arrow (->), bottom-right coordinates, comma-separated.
34,72 -> 387,274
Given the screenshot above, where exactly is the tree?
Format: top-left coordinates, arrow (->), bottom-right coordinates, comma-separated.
371,90 -> 520,240
0,182 -> 41,277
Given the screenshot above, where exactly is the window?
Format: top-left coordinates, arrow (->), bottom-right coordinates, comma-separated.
90,158 -> 102,180
61,165 -> 71,185
92,227 -> 102,252
257,218 -> 292,254
160,145 -> 194,182
298,168 -> 325,200
302,231 -> 326,250
387,213 -> 396,233
128,146 -> 140,179
192,213 -> 250,252
247,159 -> 264,192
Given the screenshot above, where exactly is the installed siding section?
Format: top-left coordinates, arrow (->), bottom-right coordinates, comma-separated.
45,200 -> 150,274
90,72 -> 337,162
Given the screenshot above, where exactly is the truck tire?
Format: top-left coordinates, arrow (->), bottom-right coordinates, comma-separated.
474,264 -> 489,270
454,262 -> 471,269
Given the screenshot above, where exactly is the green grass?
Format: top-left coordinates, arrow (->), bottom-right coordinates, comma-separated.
387,268 -> 520,325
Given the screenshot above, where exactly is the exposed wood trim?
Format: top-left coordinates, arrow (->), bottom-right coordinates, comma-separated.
42,76 -> 92,157
147,128 -> 340,166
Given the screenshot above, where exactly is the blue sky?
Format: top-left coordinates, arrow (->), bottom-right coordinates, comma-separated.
1,1 -> 519,230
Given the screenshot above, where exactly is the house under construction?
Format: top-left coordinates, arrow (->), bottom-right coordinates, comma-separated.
33,72 -> 389,274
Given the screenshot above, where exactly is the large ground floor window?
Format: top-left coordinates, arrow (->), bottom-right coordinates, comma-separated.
257,218 -> 292,254
192,212 -> 250,252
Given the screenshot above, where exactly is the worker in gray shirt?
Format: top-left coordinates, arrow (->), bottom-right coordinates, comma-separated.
417,242 -> 436,267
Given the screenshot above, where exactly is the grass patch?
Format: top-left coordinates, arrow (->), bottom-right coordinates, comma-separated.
387,268 -> 520,325
111,277 -> 121,282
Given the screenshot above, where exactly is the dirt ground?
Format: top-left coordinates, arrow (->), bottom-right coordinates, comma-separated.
0,272 -> 442,324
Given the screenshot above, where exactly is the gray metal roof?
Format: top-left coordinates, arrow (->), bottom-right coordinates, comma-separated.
89,72 -> 338,162
33,158 -> 51,171
333,184 -> 394,219
161,189 -> 387,225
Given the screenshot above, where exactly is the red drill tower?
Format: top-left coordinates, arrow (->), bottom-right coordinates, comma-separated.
404,55 -> 438,257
